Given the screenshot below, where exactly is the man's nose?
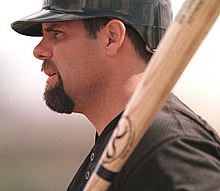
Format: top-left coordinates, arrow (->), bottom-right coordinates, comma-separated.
33,38 -> 53,60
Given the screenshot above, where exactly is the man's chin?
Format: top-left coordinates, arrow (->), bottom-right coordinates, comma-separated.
43,81 -> 74,114
44,98 -> 74,114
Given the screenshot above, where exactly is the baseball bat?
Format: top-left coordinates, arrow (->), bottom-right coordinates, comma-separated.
83,0 -> 220,190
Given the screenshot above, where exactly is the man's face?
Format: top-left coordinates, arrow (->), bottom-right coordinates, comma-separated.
33,21 -> 109,114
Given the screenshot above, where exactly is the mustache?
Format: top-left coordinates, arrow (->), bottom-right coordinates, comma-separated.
41,59 -> 57,72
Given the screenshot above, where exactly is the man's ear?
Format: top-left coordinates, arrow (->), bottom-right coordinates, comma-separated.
103,19 -> 126,56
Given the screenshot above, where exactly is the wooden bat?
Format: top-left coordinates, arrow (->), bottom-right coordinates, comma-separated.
83,0 -> 220,190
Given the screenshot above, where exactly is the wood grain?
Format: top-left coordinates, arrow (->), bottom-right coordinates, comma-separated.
84,0 -> 220,190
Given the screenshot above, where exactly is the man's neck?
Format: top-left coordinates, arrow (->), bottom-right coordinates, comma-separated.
85,72 -> 145,135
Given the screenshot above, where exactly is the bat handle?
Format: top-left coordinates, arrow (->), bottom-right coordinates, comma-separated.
83,0 -> 220,190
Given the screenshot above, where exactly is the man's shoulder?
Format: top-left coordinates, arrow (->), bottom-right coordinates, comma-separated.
146,93 -> 220,146
111,95 -> 220,190
121,93 -> 220,170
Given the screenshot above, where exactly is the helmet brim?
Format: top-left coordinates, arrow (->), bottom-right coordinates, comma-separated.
11,9 -> 95,36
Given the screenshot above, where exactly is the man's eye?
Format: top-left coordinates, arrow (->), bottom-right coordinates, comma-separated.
53,30 -> 63,38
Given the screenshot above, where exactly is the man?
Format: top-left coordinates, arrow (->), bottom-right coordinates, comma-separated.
11,0 -> 220,190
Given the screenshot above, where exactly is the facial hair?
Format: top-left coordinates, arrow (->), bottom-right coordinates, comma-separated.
42,60 -> 74,114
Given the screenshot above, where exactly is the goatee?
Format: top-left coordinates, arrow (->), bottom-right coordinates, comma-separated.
42,60 -> 74,114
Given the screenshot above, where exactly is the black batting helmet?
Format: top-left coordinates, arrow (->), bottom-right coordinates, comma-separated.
11,0 -> 173,53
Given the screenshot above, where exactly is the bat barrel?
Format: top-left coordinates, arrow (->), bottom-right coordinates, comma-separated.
84,0 -> 220,190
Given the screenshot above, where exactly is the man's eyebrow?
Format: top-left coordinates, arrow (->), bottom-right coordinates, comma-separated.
43,23 -> 62,32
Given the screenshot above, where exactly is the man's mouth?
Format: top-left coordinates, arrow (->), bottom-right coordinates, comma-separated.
48,72 -> 56,77
41,60 -> 57,77
42,67 -> 56,77
41,60 -> 59,88
41,67 -> 58,88
46,72 -> 57,84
